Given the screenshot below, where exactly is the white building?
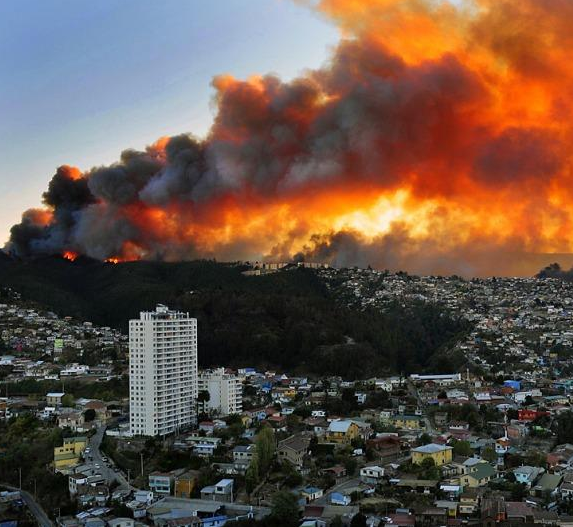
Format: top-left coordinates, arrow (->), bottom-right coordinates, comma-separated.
198,368 -> 242,416
360,465 -> 385,485
60,363 -> 90,376
129,305 -> 198,436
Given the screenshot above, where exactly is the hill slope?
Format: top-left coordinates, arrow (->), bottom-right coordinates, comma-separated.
0,256 -> 470,377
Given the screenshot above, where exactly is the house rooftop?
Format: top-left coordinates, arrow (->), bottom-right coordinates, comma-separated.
328,420 -> 354,433
412,443 -> 453,454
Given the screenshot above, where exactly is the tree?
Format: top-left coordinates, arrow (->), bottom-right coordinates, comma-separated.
286,414 -> 301,433
197,390 -> 211,416
61,394 -> 75,407
255,426 -> 275,477
420,457 -> 435,469
418,433 -> 432,445
331,516 -> 343,527
511,482 -> 528,501
84,409 -> 96,422
245,455 -> 260,494
506,408 -> 518,421
556,411 -> 573,444
344,457 -> 358,476
420,457 -> 439,480
350,512 -> 367,527
451,439 -> 472,457
270,491 -> 299,527
481,446 -> 497,463
341,388 -> 358,410
323,378 -> 331,411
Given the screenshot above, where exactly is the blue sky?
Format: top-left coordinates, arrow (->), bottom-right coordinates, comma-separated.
0,0 -> 338,244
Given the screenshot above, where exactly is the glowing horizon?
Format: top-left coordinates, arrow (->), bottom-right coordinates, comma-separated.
7,0 -> 573,277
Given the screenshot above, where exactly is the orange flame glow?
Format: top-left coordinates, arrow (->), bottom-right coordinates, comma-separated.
12,0 -> 573,276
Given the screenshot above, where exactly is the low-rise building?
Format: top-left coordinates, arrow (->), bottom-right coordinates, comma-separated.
232,444 -> 256,463
46,392 -> 65,407
149,472 -> 172,495
460,463 -> 496,488
54,436 -> 87,471
391,415 -> 424,430
360,465 -> 385,485
514,466 -> 544,487
200,479 -> 234,503
325,420 -> 360,444
174,471 -> 200,499
411,443 -> 453,466
278,434 -> 311,467
301,486 -> 324,503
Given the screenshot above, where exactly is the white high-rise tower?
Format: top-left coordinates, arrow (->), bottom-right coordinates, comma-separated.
129,305 -> 198,436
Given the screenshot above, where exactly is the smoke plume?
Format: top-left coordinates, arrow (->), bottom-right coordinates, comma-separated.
7,0 -> 573,276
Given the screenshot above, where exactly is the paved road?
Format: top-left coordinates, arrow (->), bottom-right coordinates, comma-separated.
407,380 -> 435,434
315,477 -> 364,505
88,425 -> 131,489
158,496 -> 271,520
0,483 -> 53,527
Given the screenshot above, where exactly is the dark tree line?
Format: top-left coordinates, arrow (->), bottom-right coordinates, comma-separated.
0,257 -> 471,377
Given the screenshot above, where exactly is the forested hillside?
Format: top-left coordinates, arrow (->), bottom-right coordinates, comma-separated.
0,255 -> 470,377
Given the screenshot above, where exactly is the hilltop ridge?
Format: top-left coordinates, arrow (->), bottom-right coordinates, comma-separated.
0,255 -> 469,377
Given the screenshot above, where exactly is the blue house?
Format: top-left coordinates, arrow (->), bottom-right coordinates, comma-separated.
330,492 -> 351,506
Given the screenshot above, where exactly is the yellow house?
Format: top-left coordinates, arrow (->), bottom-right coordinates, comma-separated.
459,462 -> 496,488
392,415 -> 423,430
54,436 -> 87,471
411,443 -> 453,466
174,471 -> 200,498
326,420 -> 360,444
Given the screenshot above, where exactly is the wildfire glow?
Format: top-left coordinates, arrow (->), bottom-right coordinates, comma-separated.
10,0 -> 573,276
63,251 -> 78,261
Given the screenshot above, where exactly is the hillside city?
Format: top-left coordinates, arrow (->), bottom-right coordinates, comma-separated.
4,267 -> 573,527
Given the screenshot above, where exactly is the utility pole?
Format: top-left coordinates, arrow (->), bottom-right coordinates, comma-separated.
18,467 -> 21,490
140,452 -> 144,478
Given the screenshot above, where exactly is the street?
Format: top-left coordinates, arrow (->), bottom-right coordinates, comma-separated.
315,477 -> 364,505
406,379 -> 435,434
1,483 -> 53,527
88,425 -> 131,489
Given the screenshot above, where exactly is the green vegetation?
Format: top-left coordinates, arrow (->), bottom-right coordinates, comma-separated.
350,513 -> 368,527
451,439 -> 473,457
0,258 -> 470,377
255,427 -> 275,477
269,490 -> 300,527
555,410 -> 573,444
2,376 -> 128,401
0,414 -> 75,517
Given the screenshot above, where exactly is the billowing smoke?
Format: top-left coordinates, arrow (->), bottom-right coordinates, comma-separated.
7,0 -> 573,276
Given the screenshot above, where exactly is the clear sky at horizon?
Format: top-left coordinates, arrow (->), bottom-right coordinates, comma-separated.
0,0 -> 339,244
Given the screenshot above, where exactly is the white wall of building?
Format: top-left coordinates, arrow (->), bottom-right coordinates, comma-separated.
198,368 -> 242,417
129,305 -> 198,436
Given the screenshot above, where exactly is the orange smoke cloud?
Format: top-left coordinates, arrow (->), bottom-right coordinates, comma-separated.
7,0 -> 573,276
